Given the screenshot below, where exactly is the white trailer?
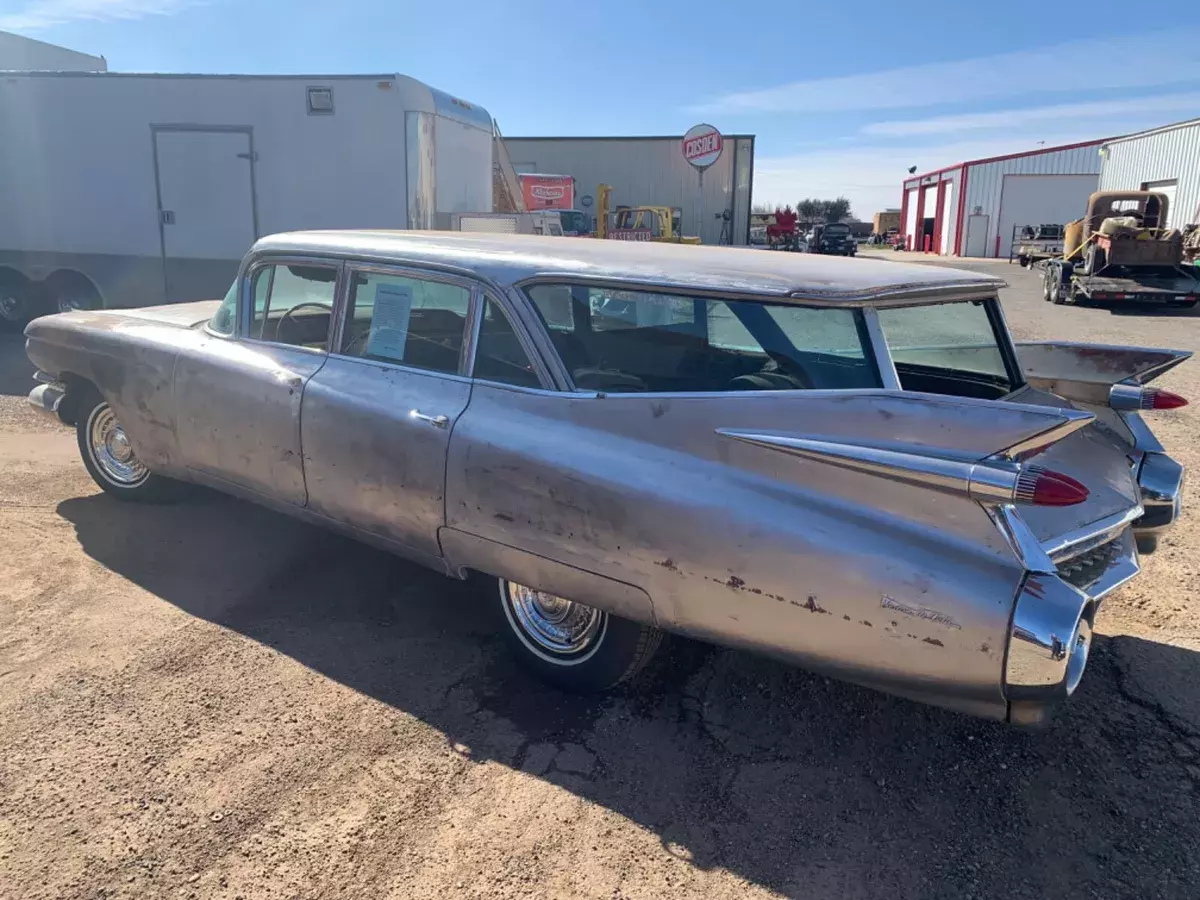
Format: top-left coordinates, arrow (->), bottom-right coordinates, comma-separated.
0,72 -> 494,327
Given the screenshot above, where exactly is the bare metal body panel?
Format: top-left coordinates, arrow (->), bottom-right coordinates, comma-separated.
23,232 -> 1187,723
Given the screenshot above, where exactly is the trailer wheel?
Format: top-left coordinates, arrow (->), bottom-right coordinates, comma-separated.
1050,277 -> 1065,305
1042,267 -> 1053,301
45,271 -> 102,315
0,271 -> 37,332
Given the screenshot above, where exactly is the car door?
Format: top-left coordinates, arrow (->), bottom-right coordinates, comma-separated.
173,257 -> 339,505
299,265 -> 477,562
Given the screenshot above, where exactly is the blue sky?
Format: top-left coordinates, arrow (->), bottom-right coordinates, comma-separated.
3,0 -> 1199,217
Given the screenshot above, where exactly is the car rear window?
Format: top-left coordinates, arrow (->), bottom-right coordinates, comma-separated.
876,300 -> 1017,399
525,284 -> 880,394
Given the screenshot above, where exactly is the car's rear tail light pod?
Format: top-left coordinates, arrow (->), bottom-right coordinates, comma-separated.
1144,388 -> 1187,410
1109,383 -> 1188,411
1014,466 -> 1090,507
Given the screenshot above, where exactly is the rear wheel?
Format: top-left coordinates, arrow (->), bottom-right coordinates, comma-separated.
0,275 -> 36,332
1050,276 -> 1065,305
1042,267 -> 1053,301
75,387 -> 182,502
497,579 -> 662,692
46,272 -> 102,314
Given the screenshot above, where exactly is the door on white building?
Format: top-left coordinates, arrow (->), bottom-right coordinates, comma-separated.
964,214 -> 989,257
995,174 -> 1096,259
153,128 -> 257,303
1141,179 -> 1178,227
939,182 -> 955,254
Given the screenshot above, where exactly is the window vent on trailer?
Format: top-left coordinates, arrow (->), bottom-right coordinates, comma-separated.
306,86 -> 334,115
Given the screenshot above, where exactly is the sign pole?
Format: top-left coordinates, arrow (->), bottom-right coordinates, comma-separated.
681,123 -> 722,245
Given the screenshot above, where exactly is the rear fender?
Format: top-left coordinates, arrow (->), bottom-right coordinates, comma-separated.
1016,341 -> 1192,405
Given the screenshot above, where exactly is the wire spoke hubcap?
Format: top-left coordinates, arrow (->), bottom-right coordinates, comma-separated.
89,405 -> 149,486
504,582 -> 603,656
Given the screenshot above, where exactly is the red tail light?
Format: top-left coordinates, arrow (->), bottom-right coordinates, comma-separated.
1014,466 -> 1090,506
1145,388 -> 1187,410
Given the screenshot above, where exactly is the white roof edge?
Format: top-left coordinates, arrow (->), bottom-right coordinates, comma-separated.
1101,117 -> 1200,146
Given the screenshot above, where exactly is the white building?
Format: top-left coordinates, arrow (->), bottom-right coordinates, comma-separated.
1098,118 -> 1200,229
504,134 -> 756,245
0,30 -> 105,72
900,139 -> 1104,259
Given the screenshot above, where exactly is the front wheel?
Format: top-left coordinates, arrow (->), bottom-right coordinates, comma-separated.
76,387 -> 182,502
497,579 -> 662,692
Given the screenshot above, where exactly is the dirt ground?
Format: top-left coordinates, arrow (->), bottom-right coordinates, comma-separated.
1,257 -> 1198,900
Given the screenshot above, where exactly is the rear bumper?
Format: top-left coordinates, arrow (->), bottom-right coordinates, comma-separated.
1005,516 -> 1142,726
1133,452 -> 1183,536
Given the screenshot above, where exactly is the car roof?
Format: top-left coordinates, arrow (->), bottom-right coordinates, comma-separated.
253,230 -> 1004,304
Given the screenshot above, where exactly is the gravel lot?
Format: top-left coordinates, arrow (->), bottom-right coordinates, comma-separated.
1,256 -> 1198,900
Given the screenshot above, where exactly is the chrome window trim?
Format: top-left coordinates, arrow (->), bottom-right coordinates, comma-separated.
467,288 -> 556,390
860,307 -> 901,390
514,274 -> 999,308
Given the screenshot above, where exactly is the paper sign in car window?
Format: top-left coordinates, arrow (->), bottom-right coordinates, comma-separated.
366,282 -> 414,361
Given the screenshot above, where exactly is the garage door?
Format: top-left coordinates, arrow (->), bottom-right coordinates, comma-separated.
1143,179 -> 1178,227
995,174 -> 1097,258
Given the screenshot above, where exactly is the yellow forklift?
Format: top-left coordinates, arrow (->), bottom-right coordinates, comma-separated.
594,184 -> 701,244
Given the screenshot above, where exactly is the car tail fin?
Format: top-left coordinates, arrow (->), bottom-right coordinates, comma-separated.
1016,342 -> 1193,406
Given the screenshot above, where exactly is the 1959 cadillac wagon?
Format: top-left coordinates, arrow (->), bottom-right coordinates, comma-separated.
26,232 -> 1190,723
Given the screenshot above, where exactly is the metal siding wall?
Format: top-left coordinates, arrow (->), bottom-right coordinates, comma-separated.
961,145 -> 1102,256
1099,122 -> 1200,228
505,137 -> 751,244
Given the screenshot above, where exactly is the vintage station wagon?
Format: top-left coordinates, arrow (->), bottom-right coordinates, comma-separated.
26,232 -> 1189,723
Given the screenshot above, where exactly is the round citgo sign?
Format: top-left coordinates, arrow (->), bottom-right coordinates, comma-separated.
682,124 -> 723,169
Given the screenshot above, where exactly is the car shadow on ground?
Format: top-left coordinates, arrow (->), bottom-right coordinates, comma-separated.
57,490 -> 1200,899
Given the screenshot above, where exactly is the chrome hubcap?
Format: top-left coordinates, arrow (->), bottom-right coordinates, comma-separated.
0,294 -> 21,320
504,582 -> 603,656
58,295 -> 84,313
88,405 -> 149,486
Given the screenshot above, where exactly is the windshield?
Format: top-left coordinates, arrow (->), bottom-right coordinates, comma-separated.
559,210 -> 590,233
876,300 -> 1017,399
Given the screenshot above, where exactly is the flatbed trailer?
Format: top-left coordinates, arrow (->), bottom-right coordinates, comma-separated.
1043,261 -> 1200,307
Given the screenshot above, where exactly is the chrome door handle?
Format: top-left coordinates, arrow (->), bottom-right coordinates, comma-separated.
409,409 -> 449,428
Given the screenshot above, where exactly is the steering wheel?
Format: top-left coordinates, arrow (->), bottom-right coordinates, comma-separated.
275,302 -> 333,345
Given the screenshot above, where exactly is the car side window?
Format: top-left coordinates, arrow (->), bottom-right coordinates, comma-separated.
473,297 -> 543,388
340,271 -> 470,375
525,283 -> 879,393
250,263 -> 337,349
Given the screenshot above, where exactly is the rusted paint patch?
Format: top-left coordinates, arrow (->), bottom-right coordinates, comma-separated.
726,575 -> 745,590
802,595 -> 829,615
860,620 -> 873,627
980,643 -> 991,654
922,637 -> 945,648
494,513 -> 515,523
655,558 -> 681,573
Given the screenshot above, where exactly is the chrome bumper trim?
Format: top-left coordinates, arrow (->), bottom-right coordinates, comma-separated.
1042,504 -> 1144,561
1134,452 -> 1183,535
28,382 -> 67,418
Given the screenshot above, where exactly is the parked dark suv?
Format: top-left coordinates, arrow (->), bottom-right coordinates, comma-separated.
808,222 -> 856,256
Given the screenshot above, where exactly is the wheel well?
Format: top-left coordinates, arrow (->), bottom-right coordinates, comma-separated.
55,372 -> 97,427
44,270 -> 105,309
0,267 -> 31,293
